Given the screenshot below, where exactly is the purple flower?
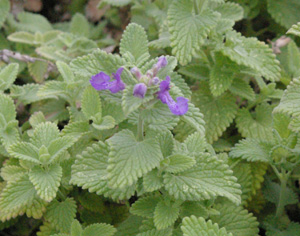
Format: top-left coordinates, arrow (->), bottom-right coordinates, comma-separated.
149,77 -> 160,86
90,67 -> 125,93
130,67 -> 142,80
133,83 -> 147,98
157,76 -> 189,116
152,56 -> 168,76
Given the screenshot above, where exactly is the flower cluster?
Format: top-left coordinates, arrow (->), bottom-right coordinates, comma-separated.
89,56 -> 188,115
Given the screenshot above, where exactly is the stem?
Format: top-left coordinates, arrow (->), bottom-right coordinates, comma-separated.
275,172 -> 288,218
137,109 -> 144,141
194,0 -> 199,14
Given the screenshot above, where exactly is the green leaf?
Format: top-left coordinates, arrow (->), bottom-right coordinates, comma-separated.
285,41 -> 300,78
130,195 -> 160,218
136,229 -> 172,236
92,115 -> 115,130
29,112 -> 46,128
168,0 -> 219,65
154,199 -> 180,230
81,86 -> 102,119
45,198 -> 77,233
30,122 -> 60,148
210,203 -> 259,236
38,81 -> 68,100
287,22 -> 300,36
56,61 -> 75,83
209,53 -> 238,96
0,175 -> 40,221
212,2 -> 244,22
180,201 -> 209,219
71,141 -> 136,200
178,64 -> 210,80
107,129 -> 163,188
184,131 -> 207,156
28,164 -> 63,202
0,0 -> 9,28
120,23 -> 150,66
229,78 -> 255,101
0,63 -> 19,91
82,223 -> 116,236
1,164 -> 26,183
8,142 -> 41,164
230,139 -> 271,163
163,153 -> 241,204
236,103 -> 273,141
70,13 -> 90,38
267,0 -> 300,29
28,60 -> 48,83
62,121 -> 90,138
100,0 -> 132,7
162,154 -> 196,174
0,93 -> 16,125
274,78 -> 300,117
47,136 -> 77,163
71,220 -> 83,236
143,169 -> 164,192
181,216 -> 232,236
10,84 -> 41,105
220,31 -> 280,81
8,31 -> 36,45
16,12 -> 53,33
192,82 -> 238,143
181,103 -> 206,135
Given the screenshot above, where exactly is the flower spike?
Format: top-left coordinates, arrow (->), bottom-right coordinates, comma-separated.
90,67 -> 125,93
157,76 -> 188,116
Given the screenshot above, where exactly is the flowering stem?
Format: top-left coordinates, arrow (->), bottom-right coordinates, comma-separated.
137,109 -> 144,141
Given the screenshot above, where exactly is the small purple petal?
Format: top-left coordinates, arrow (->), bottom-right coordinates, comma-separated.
152,56 -> 168,76
131,67 -> 142,80
90,72 -> 111,90
113,67 -> 124,82
133,83 -> 147,98
149,77 -> 160,86
158,76 -> 171,96
169,97 -> 189,116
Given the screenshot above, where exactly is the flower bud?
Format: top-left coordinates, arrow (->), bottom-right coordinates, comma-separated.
149,77 -> 160,86
133,83 -> 147,99
130,67 -> 142,80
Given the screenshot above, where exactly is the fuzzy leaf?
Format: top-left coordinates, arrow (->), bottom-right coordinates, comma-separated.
162,154 -> 196,174
30,122 -> 60,148
92,115 -> 115,130
56,61 -> 75,83
130,195 -> 160,218
220,31 -> 280,81
107,129 -> 163,188
212,2 -> 244,22
28,60 -> 48,83
81,86 -> 102,119
71,141 -> 136,200
184,131 -> 207,156
229,78 -> 255,101
168,0 -> 219,65
0,0 -> 9,28
230,139 -> 271,163
100,0 -> 132,7
0,63 -> 19,91
10,84 -> 40,105
236,103 -> 273,141
143,169 -> 164,192
287,22 -> 300,37
192,82 -> 238,143
1,164 -> 26,183
28,164 -> 63,202
29,112 -> 46,128
0,93 -> 16,125
70,13 -> 90,38
181,216 -> 232,236
16,12 -> 53,33
211,203 -> 259,236
181,103 -> 206,135
267,0 -> 300,29
154,200 -> 180,230
82,223 -> 116,236
163,153 -> 241,204
8,142 -> 41,164
47,136 -> 77,163
120,23 -> 150,66
45,198 -> 77,233
136,229 -> 172,236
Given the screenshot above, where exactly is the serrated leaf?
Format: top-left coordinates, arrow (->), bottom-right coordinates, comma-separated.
38,81 -> 68,100
0,0 -> 9,28
70,13 -> 90,38
220,31 -> 280,81
56,61 -> 74,83
162,154 -> 196,174
107,129 -> 163,188
100,0 -> 132,7
1,164 -> 26,183
92,115 -> 115,130
29,112 -> 46,128
71,141 -> 136,200
45,198 -> 77,233
181,216 -> 232,236
136,228 -> 172,236
8,142 -> 41,164
181,103 -> 206,135
267,0 -> 300,29
29,164 -> 62,202
130,195 -> 160,218
163,153 -> 241,204
16,12 -> 53,33
180,201 -> 209,219
178,64 -> 210,80
0,175 -> 40,221
192,82 -> 238,143
10,84 -> 41,105
30,122 -> 60,148
236,103 -> 273,141
70,220 -> 83,236
7,31 -> 36,44
81,86 -> 102,119
230,138 -> 271,163
61,121 -> 90,138
143,168 -> 164,192
47,136 -> 77,163
212,2 -> 244,22
210,203 -> 259,236
82,223 -> 116,236
168,0 -> 219,65
28,60 -> 48,83
154,200 -> 180,230
249,162 -> 268,196
287,22 -> 300,36
120,23 -> 150,66
209,53 -> 238,96
229,78 -> 255,101
0,63 -> 19,91
184,131 -> 207,156
0,93 -> 16,125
